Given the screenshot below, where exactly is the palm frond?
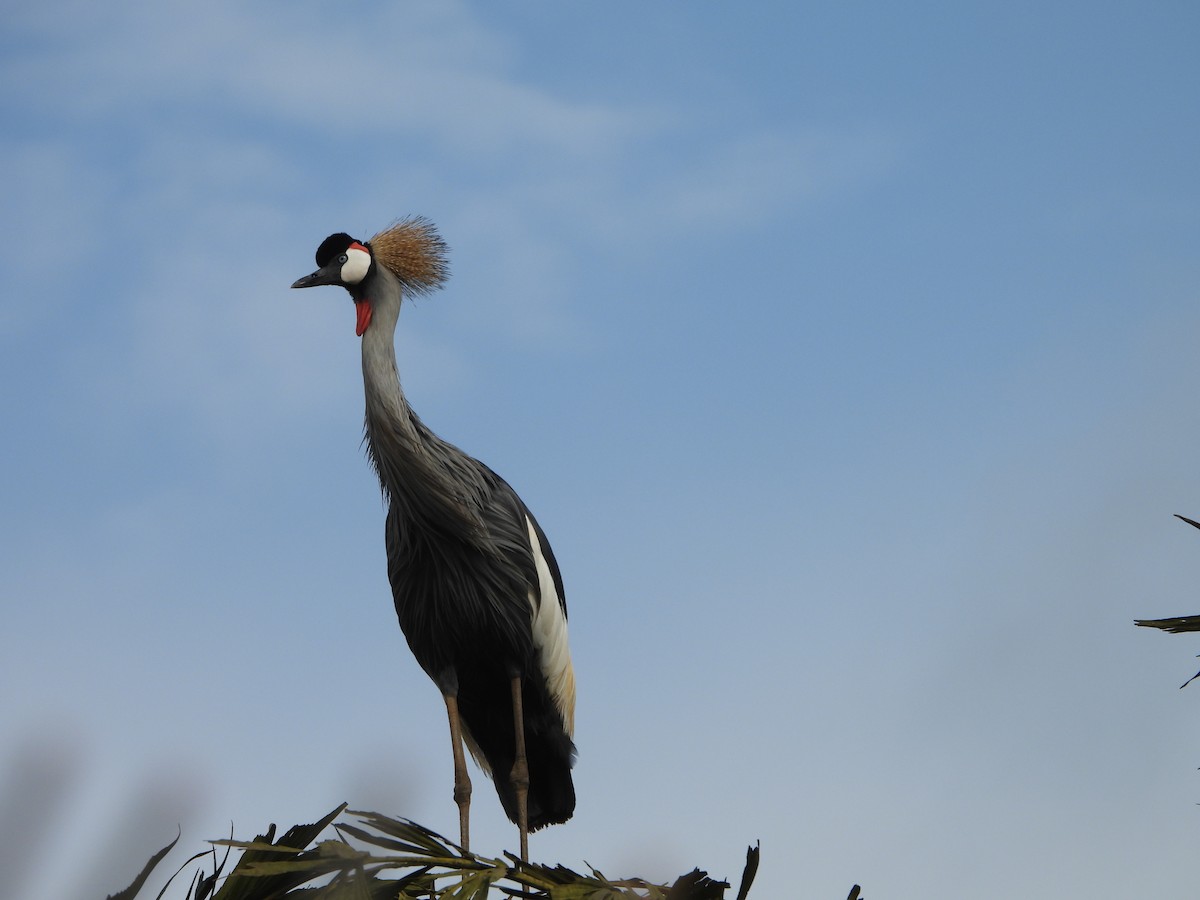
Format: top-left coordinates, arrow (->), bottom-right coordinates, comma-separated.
105,830 -> 180,900
1135,513 -> 1200,688
103,806 -> 799,900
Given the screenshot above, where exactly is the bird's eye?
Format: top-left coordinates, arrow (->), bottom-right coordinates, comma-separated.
338,254 -> 348,264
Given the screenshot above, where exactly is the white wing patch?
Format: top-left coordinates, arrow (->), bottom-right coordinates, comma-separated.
526,517 -> 575,736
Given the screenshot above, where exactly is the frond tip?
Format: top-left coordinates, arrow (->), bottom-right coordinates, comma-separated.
368,216 -> 450,295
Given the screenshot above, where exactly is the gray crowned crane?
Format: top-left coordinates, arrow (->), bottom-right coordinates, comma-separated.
291,218 -> 576,860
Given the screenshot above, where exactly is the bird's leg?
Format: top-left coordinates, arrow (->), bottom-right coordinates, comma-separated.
442,693 -> 472,852
509,674 -> 531,862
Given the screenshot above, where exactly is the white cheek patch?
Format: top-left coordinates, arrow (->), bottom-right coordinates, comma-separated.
340,246 -> 372,284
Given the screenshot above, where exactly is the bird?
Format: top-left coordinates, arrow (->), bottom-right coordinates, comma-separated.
291,217 -> 576,860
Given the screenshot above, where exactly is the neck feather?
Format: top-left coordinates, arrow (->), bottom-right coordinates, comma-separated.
358,267 -> 479,534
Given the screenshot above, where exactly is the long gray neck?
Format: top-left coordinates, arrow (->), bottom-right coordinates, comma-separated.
358,266 -> 478,534
359,265 -> 408,445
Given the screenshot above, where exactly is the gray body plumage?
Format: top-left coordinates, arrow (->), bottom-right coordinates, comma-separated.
357,264 -> 576,829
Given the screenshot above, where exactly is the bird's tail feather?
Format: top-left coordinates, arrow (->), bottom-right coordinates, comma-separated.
497,729 -> 576,831
459,679 -> 576,830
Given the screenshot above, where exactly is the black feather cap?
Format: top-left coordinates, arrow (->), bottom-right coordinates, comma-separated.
314,232 -> 360,268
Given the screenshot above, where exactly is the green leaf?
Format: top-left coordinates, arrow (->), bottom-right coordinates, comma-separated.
105,830 -> 180,900
733,843 -> 759,900
334,823 -> 433,857
210,805 -> 347,900
665,868 -> 728,900
344,811 -> 456,856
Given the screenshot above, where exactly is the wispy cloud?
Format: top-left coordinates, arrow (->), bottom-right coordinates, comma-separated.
5,0 -> 648,159
3,0 -> 905,456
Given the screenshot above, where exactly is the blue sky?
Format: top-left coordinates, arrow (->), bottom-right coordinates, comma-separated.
3,1 -> 1200,898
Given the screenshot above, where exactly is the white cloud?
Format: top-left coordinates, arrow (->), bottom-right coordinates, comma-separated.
4,0 -> 648,161
0,0 -> 912,517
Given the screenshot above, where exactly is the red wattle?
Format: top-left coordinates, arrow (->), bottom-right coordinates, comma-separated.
355,299 -> 373,336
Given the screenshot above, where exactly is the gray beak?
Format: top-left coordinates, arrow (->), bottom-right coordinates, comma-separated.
291,262 -> 341,289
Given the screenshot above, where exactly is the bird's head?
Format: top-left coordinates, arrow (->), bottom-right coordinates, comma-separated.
292,218 -> 450,337
291,232 -> 377,335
